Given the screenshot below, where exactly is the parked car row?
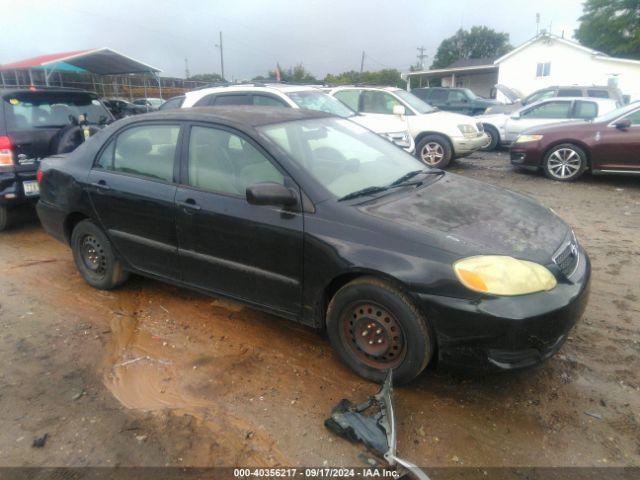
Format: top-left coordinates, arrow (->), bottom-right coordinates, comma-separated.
102,97 -> 165,119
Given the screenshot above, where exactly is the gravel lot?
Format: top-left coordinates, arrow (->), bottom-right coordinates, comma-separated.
0,150 -> 638,471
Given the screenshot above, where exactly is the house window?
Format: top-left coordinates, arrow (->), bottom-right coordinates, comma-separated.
536,62 -> 551,77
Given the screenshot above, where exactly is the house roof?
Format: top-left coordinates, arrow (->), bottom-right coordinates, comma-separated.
0,48 -> 161,74
494,33 -> 606,64
447,57 -> 497,69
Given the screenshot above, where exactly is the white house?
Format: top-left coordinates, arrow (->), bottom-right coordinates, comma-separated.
405,33 -> 640,103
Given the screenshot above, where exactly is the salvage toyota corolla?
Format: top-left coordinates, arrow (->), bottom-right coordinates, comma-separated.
36,106 -> 590,384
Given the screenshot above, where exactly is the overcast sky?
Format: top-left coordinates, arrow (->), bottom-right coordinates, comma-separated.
3,0 -> 585,80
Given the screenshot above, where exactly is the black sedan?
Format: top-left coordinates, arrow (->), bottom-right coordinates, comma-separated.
36,107 -> 590,384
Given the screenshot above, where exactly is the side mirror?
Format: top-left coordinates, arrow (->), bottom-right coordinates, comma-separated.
614,118 -> 632,130
246,182 -> 297,207
392,105 -> 406,116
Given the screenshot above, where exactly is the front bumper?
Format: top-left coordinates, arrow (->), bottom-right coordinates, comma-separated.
416,249 -> 591,371
451,133 -> 490,156
510,145 -> 544,169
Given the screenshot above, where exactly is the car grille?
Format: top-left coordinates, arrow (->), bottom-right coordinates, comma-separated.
476,122 -> 484,132
553,235 -> 579,277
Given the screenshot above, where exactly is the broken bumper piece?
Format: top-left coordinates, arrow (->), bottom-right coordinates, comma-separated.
324,371 -> 429,480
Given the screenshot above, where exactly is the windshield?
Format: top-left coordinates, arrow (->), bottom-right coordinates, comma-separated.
286,91 -> 355,118
595,103 -> 640,123
3,92 -> 112,129
393,90 -> 436,114
258,117 -> 427,199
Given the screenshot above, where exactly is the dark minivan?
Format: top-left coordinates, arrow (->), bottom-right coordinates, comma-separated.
36,106 -> 590,384
0,88 -> 113,230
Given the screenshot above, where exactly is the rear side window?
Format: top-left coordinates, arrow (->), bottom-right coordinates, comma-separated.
558,89 -> 582,97
252,94 -> 287,107
448,90 -> 467,102
333,90 -> 360,111
429,89 -> 449,102
587,89 -> 609,98
96,125 -> 180,182
574,101 -> 598,119
213,94 -> 251,106
159,96 -> 185,110
2,92 -> 111,129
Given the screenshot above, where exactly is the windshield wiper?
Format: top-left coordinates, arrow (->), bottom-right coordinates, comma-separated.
389,169 -> 443,186
338,185 -> 391,201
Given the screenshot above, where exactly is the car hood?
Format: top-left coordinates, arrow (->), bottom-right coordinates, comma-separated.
357,173 -> 569,263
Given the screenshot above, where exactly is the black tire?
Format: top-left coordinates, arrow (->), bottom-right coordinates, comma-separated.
326,276 -> 433,385
480,125 -> 499,151
415,134 -> 452,169
70,219 -> 129,290
543,143 -> 587,182
0,205 -> 8,232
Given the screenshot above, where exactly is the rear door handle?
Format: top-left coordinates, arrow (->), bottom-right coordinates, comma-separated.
91,180 -> 111,191
177,199 -> 201,211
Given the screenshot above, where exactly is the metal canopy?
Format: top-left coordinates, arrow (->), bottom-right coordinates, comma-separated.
0,47 -> 161,75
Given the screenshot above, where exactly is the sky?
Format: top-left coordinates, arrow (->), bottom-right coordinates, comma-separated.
2,0 -> 586,80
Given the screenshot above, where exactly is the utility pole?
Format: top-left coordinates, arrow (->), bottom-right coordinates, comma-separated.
215,31 -> 225,80
536,13 -> 540,35
360,51 -> 365,74
184,57 -> 190,79
416,46 -> 427,70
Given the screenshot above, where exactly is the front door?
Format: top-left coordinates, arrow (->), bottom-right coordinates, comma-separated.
87,123 -> 182,278
593,108 -> 640,171
505,100 -> 573,142
175,124 -> 304,315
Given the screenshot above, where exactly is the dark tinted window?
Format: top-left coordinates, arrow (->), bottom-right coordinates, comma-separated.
187,126 -> 283,196
429,89 -> 449,102
574,101 -> 598,119
3,92 -> 112,129
411,89 -> 430,101
587,89 -> 609,98
558,89 -> 582,97
448,90 -> 467,102
97,125 -> 179,182
252,94 -> 287,107
213,94 -> 251,106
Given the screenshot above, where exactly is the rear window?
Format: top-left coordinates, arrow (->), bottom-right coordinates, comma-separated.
3,91 -> 112,129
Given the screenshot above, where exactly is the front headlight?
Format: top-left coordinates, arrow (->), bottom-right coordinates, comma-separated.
454,255 -> 557,296
457,124 -> 476,136
514,134 -> 543,144
383,131 -> 411,148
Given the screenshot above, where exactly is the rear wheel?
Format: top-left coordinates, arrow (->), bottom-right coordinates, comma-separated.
326,276 -> 433,385
543,144 -> 587,181
416,134 -> 452,169
0,205 -> 8,232
71,219 -> 129,290
480,125 -> 499,151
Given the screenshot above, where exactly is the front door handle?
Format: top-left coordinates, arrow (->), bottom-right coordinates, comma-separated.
177,199 -> 201,211
91,180 -> 111,191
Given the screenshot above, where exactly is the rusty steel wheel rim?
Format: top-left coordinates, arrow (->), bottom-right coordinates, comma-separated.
340,302 -> 406,369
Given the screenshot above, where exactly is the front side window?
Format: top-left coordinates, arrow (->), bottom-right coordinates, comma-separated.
252,94 -> 287,107
624,109 -> 640,125
333,90 -> 361,112
521,101 -> 572,119
574,101 -> 598,120
287,91 -> 355,118
187,126 -> 283,196
361,91 -> 403,115
159,96 -> 185,110
259,118 -> 424,199
448,90 -> 467,102
97,124 -> 179,182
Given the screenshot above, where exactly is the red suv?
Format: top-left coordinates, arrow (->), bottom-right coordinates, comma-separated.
510,103 -> 640,181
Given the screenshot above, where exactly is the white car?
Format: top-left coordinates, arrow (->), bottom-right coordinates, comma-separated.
478,97 -> 620,150
326,86 -> 488,168
181,84 -> 414,154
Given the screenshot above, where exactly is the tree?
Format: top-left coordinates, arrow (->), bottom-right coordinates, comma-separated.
575,0 -> 640,60
253,64 -> 318,83
431,26 -> 512,69
324,69 -> 406,88
188,73 -> 225,82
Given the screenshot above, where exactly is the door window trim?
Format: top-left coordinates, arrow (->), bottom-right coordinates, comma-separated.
91,121 -> 185,185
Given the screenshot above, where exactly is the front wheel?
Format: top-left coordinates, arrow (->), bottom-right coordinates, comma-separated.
480,125 -> 499,151
543,144 -> 587,181
416,135 -> 452,169
326,276 -> 433,385
71,219 -> 129,290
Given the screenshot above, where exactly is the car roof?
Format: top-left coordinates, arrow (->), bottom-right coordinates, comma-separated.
329,85 -> 401,92
185,83 -> 322,98
127,105 -> 333,127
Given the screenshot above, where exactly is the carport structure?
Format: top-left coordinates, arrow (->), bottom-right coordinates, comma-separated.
0,47 -> 163,97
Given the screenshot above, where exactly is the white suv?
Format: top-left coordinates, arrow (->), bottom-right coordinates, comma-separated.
327,86 -> 488,168
182,84 -> 414,154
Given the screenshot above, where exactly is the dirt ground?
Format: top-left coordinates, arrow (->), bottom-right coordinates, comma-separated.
0,151 -> 638,471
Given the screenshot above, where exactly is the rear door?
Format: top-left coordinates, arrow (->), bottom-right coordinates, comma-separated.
505,100 -> 573,142
175,123 -> 303,315
86,122 -> 182,278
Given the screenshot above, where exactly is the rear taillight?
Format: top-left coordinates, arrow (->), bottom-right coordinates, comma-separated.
37,168 -> 44,184
0,135 -> 13,166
